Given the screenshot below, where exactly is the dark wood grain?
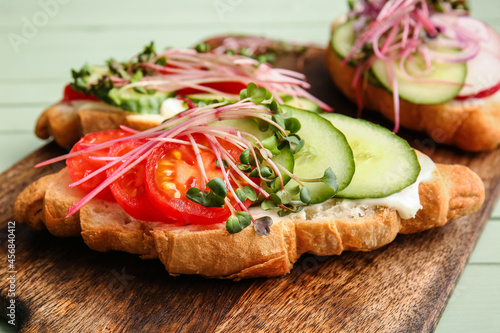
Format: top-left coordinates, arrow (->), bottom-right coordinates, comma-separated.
1,48 -> 500,333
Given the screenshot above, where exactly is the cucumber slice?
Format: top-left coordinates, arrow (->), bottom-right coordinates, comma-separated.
187,93 -> 321,113
108,88 -> 174,114
333,19 -> 467,104
281,95 -> 321,113
331,19 -> 356,59
184,93 -> 231,104
371,53 -> 466,104
321,113 -> 420,199
282,106 -> 355,204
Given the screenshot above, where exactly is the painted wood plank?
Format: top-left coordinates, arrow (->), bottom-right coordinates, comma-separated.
492,199 -> 500,219
436,264 -> 500,333
0,82 -> 63,105
468,222 -> 500,264
0,106 -> 45,131
0,24 -> 330,80
0,0 -> 347,26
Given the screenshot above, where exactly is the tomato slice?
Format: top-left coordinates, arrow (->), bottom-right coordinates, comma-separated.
176,81 -> 247,96
107,139 -> 170,222
67,129 -> 131,201
145,135 -> 252,225
62,84 -> 99,104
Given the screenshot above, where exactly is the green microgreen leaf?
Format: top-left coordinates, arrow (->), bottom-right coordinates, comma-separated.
269,193 -> 282,205
254,216 -> 273,236
201,192 -> 225,208
236,186 -> 257,202
186,188 -> 203,205
235,188 -> 247,202
155,56 -> 167,66
277,205 -> 304,217
236,211 -> 252,228
130,70 -> 143,83
107,59 -> 130,79
237,163 -> 253,173
265,91 -> 273,101
285,117 -> 301,134
246,82 -> 268,104
249,166 -> 274,178
240,48 -> 250,57
268,177 -> 281,192
226,215 -> 242,234
243,186 -> 257,201
300,187 -> 311,204
206,177 -> 227,198
239,149 -> 251,165
215,159 -> 229,168
322,168 -> 339,192
239,149 -> 260,166
257,53 -> 276,64
195,43 -> 210,53
270,186 -> 298,205
186,187 -> 225,208
281,135 -> 305,154
269,100 -> 281,113
186,179 -> 227,209
261,136 -> 281,156
253,118 -> 270,132
225,211 -> 252,234
137,41 -> 157,63
272,114 -> 286,132
239,88 -> 248,100
261,199 -> 277,211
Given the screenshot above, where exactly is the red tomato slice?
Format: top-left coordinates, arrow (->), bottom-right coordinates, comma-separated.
107,139 -> 170,222
67,129 -> 131,201
176,81 -> 247,96
62,84 -> 99,103
145,135 -> 253,225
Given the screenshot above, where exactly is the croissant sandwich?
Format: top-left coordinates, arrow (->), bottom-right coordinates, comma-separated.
326,0 -> 500,151
35,42 -> 326,149
15,92 -> 484,279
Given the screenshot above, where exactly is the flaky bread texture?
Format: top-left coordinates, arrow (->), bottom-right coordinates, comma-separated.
35,101 -> 163,148
14,163 -> 484,279
326,19 -> 500,152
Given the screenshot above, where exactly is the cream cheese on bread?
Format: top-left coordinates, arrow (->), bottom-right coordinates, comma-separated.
251,151 -> 436,222
340,151 -> 435,219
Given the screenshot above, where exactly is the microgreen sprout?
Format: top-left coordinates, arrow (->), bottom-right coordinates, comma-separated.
69,43 -> 331,115
36,84 -> 340,236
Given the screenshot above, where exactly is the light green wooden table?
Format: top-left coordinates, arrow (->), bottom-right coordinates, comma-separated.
0,1 -> 499,332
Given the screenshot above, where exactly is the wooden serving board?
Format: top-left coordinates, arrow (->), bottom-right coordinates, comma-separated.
1,48 -> 500,333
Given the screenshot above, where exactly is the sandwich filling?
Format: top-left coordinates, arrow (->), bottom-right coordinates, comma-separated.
333,0 -> 500,131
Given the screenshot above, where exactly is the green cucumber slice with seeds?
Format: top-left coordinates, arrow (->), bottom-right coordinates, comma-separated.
332,19 -> 467,104
331,19 -> 356,59
185,93 -> 232,104
186,93 -> 322,112
321,113 -> 420,199
280,95 -> 321,113
108,88 -> 174,114
282,105 -> 355,204
371,54 -> 467,104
